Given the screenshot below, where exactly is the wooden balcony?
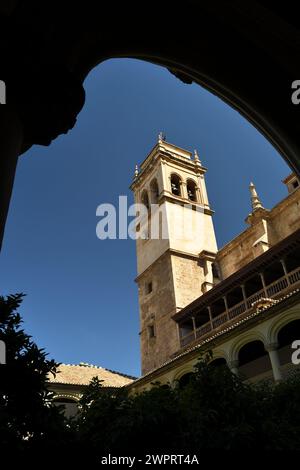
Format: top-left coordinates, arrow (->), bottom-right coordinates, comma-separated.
179,266 -> 300,349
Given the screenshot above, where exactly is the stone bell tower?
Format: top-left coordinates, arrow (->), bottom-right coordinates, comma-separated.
130,135 -> 217,375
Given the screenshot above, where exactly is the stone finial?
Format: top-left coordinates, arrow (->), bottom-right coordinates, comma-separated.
249,181 -> 264,211
134,164 -> 139,179
194,149 -> 201,166
158,131 -> 166,143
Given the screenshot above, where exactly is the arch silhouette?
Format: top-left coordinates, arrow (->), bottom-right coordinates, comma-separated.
1,2 -> 300,249
177,372 -> 195,388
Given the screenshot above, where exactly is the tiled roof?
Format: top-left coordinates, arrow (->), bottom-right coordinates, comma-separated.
48,363 -> 136,387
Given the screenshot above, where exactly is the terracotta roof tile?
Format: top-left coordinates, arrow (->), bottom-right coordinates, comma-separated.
48,363 -> 136,387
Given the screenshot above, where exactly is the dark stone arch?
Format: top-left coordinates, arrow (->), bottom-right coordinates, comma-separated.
53,397 -> 78,404
177,372 -> 194,389
53,396 -> 79,418
1,1 -> 300,249
2,0 -> 299,174
238,340 -> 271,380
278,319 -> 300,348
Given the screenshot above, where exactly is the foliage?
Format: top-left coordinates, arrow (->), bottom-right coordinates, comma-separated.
74,352 -> 300,456
1,293 -> 300,459
0,294 -> 69,456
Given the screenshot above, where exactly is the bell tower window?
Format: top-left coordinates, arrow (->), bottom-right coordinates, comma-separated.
150,178 -> 159,204
141,190 -> 150,210
187,179 -> 197,202
171,174 -> 181,196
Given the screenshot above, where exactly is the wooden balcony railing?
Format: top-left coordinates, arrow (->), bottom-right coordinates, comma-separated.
179,266 -> 300,348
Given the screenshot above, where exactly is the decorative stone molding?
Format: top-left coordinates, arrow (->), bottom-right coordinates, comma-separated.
252,297 -> 279,312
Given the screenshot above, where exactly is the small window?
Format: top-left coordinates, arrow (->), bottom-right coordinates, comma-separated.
292,180 -> 299,189
148,324 -> 156,338
212,262 -> 220,279
145,281 -> 153,294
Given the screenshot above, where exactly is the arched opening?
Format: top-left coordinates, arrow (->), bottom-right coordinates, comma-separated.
1,57 -> 296,382
277,319 -> 300,369
2,4 -> 300,257
141,189 -> 150,211
238,340 -> 271,381
170,174 -> 181,197
53,397 -> 79,418
186,179 -> 197,202
177,372 -> 194,389
150,178 -> 159,204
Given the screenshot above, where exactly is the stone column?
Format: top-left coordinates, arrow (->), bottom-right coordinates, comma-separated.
228,360 -> 239,376
266,343 -> 282,382
223,295 -> 229,321
198,174 -> 209,207
241,284 -> 248,310
191,316 -> 197,339
280,258 -> 290,285
259,272 -> 268,297
181,181 -> 188,199
0,107 -> 24,250
195,186 -> 201,204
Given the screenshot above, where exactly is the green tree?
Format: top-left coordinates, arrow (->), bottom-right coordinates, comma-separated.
0,293 -> 69,455
75,352 -> 300,457
2,292 -> 300,458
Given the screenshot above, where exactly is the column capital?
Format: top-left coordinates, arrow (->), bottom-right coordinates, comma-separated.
228,360 -> 239,369
265,342 -> 279,352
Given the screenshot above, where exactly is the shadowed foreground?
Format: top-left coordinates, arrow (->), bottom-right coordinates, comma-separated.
1,294 -> 300,461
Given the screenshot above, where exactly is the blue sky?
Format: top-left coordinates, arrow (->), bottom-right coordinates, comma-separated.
0,59 -> 290,377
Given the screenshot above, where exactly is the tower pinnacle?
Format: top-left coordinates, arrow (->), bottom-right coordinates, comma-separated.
194,149 -> 201,167
249,182 -> 264,211
158,131 -> 166,143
